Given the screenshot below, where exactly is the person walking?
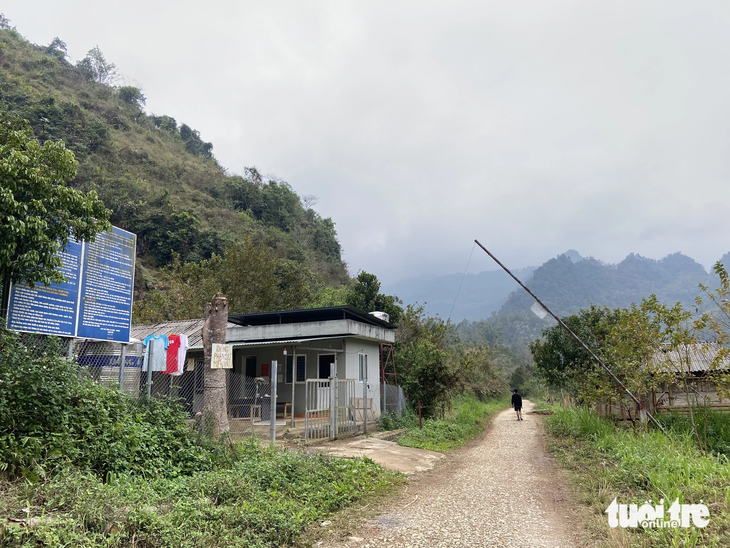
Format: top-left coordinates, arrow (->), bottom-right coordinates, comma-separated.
511,388 -> 523,421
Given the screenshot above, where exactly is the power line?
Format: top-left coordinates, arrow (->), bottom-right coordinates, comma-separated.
448,241 -> 476,322
474,239 -> 667,436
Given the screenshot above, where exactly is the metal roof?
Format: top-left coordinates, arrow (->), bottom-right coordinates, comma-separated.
130,319 -> 238,350
227,305 -> 392,329
652,343 -> 730,374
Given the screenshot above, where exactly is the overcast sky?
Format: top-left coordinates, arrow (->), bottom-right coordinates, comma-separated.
5,1 -> 730,284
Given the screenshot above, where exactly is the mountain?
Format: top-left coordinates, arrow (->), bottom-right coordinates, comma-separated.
390,249 -> 726,332
498,252 -> 716,318
383,267 -> 536,321
0,27 -> 349,303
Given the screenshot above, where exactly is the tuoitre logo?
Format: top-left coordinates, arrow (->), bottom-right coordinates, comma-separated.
605,498 -> 710,529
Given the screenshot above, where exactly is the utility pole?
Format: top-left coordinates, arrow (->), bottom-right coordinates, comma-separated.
474,239 -> 667,435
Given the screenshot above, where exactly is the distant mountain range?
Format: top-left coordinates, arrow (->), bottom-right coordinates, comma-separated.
383,267 -> 536,321
385,250 -> 730,323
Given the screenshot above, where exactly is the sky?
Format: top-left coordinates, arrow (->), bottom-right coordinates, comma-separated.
4,1 -> 730,284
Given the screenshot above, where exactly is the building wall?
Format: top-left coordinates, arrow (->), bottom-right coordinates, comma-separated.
343,338 -> 382,418
229,338 -> 383,417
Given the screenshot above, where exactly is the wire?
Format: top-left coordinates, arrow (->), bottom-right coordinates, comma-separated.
448,242 -> 476,322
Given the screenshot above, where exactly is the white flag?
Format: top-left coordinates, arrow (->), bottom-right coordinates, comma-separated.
530,301 -> 549,320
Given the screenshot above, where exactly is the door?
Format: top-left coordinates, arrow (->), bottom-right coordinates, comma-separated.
245,356 -> 257,378
318,354 -> 335,379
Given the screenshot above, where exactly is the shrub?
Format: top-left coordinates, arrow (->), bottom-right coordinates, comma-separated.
0,327 -> 214,479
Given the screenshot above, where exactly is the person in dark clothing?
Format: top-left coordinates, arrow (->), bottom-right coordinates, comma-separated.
511,389 -> 523,421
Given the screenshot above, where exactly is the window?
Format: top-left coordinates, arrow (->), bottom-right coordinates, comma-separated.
359,353 -> 368,382
285,355 -> 305,383
286,355 -> 293,384
287,355 -> 306,383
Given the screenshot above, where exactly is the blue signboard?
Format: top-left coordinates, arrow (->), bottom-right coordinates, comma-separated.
6,227 -> 136,343
77,227 -> 136,342
6,240 -> 83,337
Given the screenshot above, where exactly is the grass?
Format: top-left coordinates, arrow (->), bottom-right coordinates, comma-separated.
381,395 -> 510,453
0,438 -> 400,547
543,405 -> 730,547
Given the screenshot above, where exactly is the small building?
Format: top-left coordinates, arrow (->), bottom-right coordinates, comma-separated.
83,306 -> 396,424
649,343 -> 730,413
595,343 -> 730,419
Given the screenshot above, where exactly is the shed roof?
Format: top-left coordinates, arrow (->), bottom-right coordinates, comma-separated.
652,343 -> 730,374
130,319 -> 238,350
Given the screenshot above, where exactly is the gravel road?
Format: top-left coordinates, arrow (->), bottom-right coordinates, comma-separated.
326,400 -> 586,547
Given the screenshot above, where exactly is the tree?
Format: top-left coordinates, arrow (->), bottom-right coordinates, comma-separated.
0,13 -> 13,30
117,86 -> 146,108
696,261 -> 730,377
45,37 -> 68,61
0,117 -> 111,315
530,305 -> 620,396
202,294 -> 229,437
346,271 -> 403,324
76,46 -> 117,85
395,304 -> 456,417
132,239 -> 314,322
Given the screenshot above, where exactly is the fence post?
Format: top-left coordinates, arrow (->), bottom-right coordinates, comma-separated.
290,349 -> 296,428
119,343 -> 127,391
362,361 -> 368,434
330,362 -> 337,439
270,360 -> 278,443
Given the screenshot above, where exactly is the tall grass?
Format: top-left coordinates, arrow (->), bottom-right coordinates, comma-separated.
546,406 -> 730,547
388,395 -> 510,453
658,409 -> 730,457
0,438 -> 400,547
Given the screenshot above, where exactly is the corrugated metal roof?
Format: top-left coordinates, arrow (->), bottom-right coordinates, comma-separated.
652,343 -> 730,373
130,320 -> 238,350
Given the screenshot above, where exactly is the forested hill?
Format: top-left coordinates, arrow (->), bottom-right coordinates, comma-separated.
0,26 -> 348,315
499,251 -> 719,317
456,250 -> 728,351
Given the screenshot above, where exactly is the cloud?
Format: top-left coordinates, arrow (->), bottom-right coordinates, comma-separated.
6,0 -> 730,281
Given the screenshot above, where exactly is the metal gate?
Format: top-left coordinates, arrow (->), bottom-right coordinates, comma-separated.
305,379 -> 331,441
337,379 -> 358,435
305,378 -> 358,441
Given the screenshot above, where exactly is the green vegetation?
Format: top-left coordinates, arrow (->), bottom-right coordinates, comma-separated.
394,304 -> 510,419
0,439 -> 398,548
0,117 -> 110,291
545,406 -> 730,547
0,327 -> 214,479
345,271 -> 403,325
380,395 -> 509,453
0,24 -> 348,320
658,410 -> 730,458
0,326 -> 398,547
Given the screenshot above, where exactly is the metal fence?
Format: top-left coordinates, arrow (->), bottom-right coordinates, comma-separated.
10,332 -> 390,442
383,383 -> 407,415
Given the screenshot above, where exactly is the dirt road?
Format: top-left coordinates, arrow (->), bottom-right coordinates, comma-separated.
327,400 -> 586,547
